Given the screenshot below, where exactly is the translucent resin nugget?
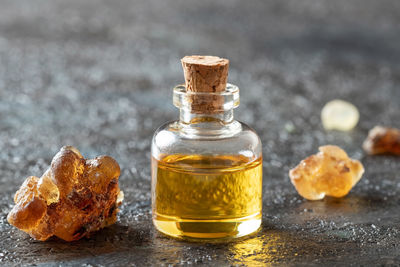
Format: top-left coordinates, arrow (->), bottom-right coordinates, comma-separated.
289,145 -> 364,200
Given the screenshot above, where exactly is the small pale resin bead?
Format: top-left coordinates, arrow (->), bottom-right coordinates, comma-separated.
321,99 -> 359,131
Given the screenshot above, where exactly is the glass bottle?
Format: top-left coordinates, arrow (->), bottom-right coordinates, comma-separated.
151,56 -> 262,241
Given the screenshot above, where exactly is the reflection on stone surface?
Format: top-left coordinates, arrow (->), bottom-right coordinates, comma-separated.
297,194 -> 392,218
229,233 -> 282,265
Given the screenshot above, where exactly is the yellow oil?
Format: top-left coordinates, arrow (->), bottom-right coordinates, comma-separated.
151,154 -> 262,241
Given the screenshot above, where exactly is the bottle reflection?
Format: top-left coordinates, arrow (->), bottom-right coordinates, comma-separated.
229,232 -> 284,265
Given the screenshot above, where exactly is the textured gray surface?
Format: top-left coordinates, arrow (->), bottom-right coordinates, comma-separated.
0,0 -> 400,266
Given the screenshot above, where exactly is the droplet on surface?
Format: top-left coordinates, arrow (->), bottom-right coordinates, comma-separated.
321,100 -> 359,131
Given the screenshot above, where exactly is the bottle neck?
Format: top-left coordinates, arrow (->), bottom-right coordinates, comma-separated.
179,109 -> 234,125
173,83 -> 240,137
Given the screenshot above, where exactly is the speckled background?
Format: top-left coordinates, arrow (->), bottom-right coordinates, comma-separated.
0,0 -> 400,266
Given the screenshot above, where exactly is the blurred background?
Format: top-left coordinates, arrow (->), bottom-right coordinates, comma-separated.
1,0 -> 400,265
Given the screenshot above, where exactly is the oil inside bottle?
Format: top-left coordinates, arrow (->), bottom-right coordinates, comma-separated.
152,154 -> 262,241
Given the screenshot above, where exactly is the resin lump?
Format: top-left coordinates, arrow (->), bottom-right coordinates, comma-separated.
7,146 -> 124,241
363,126 -> 400,155
321,100 -> 359,131
289,145 -> 364,200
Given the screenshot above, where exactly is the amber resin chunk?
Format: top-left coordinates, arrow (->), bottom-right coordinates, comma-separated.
289,145 -> 364,200
7,146 -> 124,241
363,126 -> 400,155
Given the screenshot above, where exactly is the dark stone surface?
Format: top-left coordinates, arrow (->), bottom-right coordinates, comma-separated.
0,0 -> 400,265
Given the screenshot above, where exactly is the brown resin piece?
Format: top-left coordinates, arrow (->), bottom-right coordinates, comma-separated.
181,55 -> 229,113
363,126 -> 400,155
7,146 -> 124,241
289,145 -> 364,200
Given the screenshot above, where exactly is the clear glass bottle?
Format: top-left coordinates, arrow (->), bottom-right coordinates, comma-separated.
151,83 -> 263,241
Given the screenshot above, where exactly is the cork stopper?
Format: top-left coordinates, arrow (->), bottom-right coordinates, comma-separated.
181,55 -> 229,112
181,55 -> 229,93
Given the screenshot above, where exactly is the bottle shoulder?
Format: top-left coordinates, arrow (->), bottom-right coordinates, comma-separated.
153,120 -> 260,140
152,120 -> 262,160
